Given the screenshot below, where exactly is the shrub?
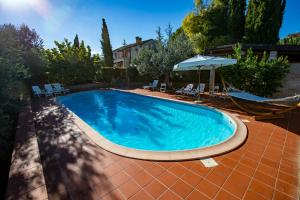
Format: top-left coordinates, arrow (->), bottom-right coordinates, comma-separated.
220,44 -> 290,97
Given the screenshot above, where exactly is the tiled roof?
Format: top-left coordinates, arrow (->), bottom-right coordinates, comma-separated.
113,39 -> 155,52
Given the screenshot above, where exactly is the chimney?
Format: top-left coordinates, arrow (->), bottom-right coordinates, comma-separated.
135,36 -> 142,45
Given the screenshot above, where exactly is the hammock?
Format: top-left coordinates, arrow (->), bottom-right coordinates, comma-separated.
221,79 -> 300,119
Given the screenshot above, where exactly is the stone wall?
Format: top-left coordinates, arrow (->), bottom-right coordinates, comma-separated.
274,63 -> 300,97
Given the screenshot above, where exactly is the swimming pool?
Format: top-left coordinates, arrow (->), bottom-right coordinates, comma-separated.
57,90 -> 246,160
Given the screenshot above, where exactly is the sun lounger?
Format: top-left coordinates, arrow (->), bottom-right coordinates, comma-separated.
187,83 -> 205,96
52,83 -> 70,94
176,84 -> 193,94
44,84 -> 55,96
143,80 -> 159,90
32,86 -> 44,98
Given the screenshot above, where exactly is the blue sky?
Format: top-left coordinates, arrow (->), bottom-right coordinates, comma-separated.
0,0 -> 299,54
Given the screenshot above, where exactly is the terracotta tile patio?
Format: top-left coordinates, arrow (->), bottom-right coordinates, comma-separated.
30,89 -> 299,200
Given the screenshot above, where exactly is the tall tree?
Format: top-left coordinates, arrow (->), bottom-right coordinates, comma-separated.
156,26 -> 164,43
244,0 -> 286,43
73,34 -> 80,48
100,18 -> 113,67
182,0 -> 232,52
228,0 -> 246,42
122,39 -> 127,46
17,24 -> 45,84
165,23 -> 173,40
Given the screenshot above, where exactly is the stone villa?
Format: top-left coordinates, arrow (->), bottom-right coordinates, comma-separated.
113,37 -> 155,68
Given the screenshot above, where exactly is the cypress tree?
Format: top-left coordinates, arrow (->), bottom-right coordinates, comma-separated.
244,0 -> 286,44
73,34 -> 80,48
156,26 -> 164,43
228,0 -> 246,42
101,18 -> 113,67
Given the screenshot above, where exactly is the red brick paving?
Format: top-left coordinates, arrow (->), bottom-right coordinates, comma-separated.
30,89 -> 299,200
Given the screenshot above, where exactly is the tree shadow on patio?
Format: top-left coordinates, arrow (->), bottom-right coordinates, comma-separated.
5,105 -> 48,200
32,99 -> 124,200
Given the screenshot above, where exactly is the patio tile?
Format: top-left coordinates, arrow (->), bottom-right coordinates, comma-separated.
167,164 -> 188,177
118,179 -> 141,199
273,190 -> 297,200
190,163 -> 211,177
156,161 -> 175,170
186,190 -> 210,200
103,162 -> 123,177
118,158 -> 134,170
93,179 -> 116,197
243,190 -> 266,200
124,163 -> 143,177
225,151 -> 244,161
253,170 -> 276,187
102,189 -> 126,200
145,164 -> 165,177
213,164 -> 233,177
170,179 -> 193,199
157,171 -> 179,188
275,179 -> 299,199
261,157 -> 280,168
195,179 -> 220,199
257,163 -> 278,177
220,157 -> 238,169
277,171 -> 298,186
179,160 -> 197,169
109,171 -> 131,188
158,190 -> 182,200
205,171 -> 228,187
222,171 -> 251,198
145,179 -> 167,199
235,163 -> 255,177
239,156 -> 259,169
133,170 -> 154,187
249,179 -> 274,199
181,171 -> 202,187
215,189 -> 239,200
280,162 -> 299,176
129,189 -> 153,200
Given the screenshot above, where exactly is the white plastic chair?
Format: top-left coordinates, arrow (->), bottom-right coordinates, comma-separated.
160,83 -> 167,92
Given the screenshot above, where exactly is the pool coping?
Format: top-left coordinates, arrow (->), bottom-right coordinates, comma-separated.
59,89 -> 248,161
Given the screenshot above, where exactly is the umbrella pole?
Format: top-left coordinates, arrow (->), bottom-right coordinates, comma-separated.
195,66 -> 202,103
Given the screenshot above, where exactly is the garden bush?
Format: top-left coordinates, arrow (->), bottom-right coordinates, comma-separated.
219,44 -> 290,97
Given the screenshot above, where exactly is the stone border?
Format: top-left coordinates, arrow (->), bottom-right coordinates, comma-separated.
62,90 -> 247,161
5,105 -> 48,200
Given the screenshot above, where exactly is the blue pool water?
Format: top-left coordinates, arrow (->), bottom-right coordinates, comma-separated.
57,90 -> 236,151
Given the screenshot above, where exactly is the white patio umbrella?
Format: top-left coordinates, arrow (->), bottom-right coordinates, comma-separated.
173,55 -> 237,101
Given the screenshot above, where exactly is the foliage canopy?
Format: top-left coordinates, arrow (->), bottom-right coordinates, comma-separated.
45,36 -> 102,85
133,28 -> 193,83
